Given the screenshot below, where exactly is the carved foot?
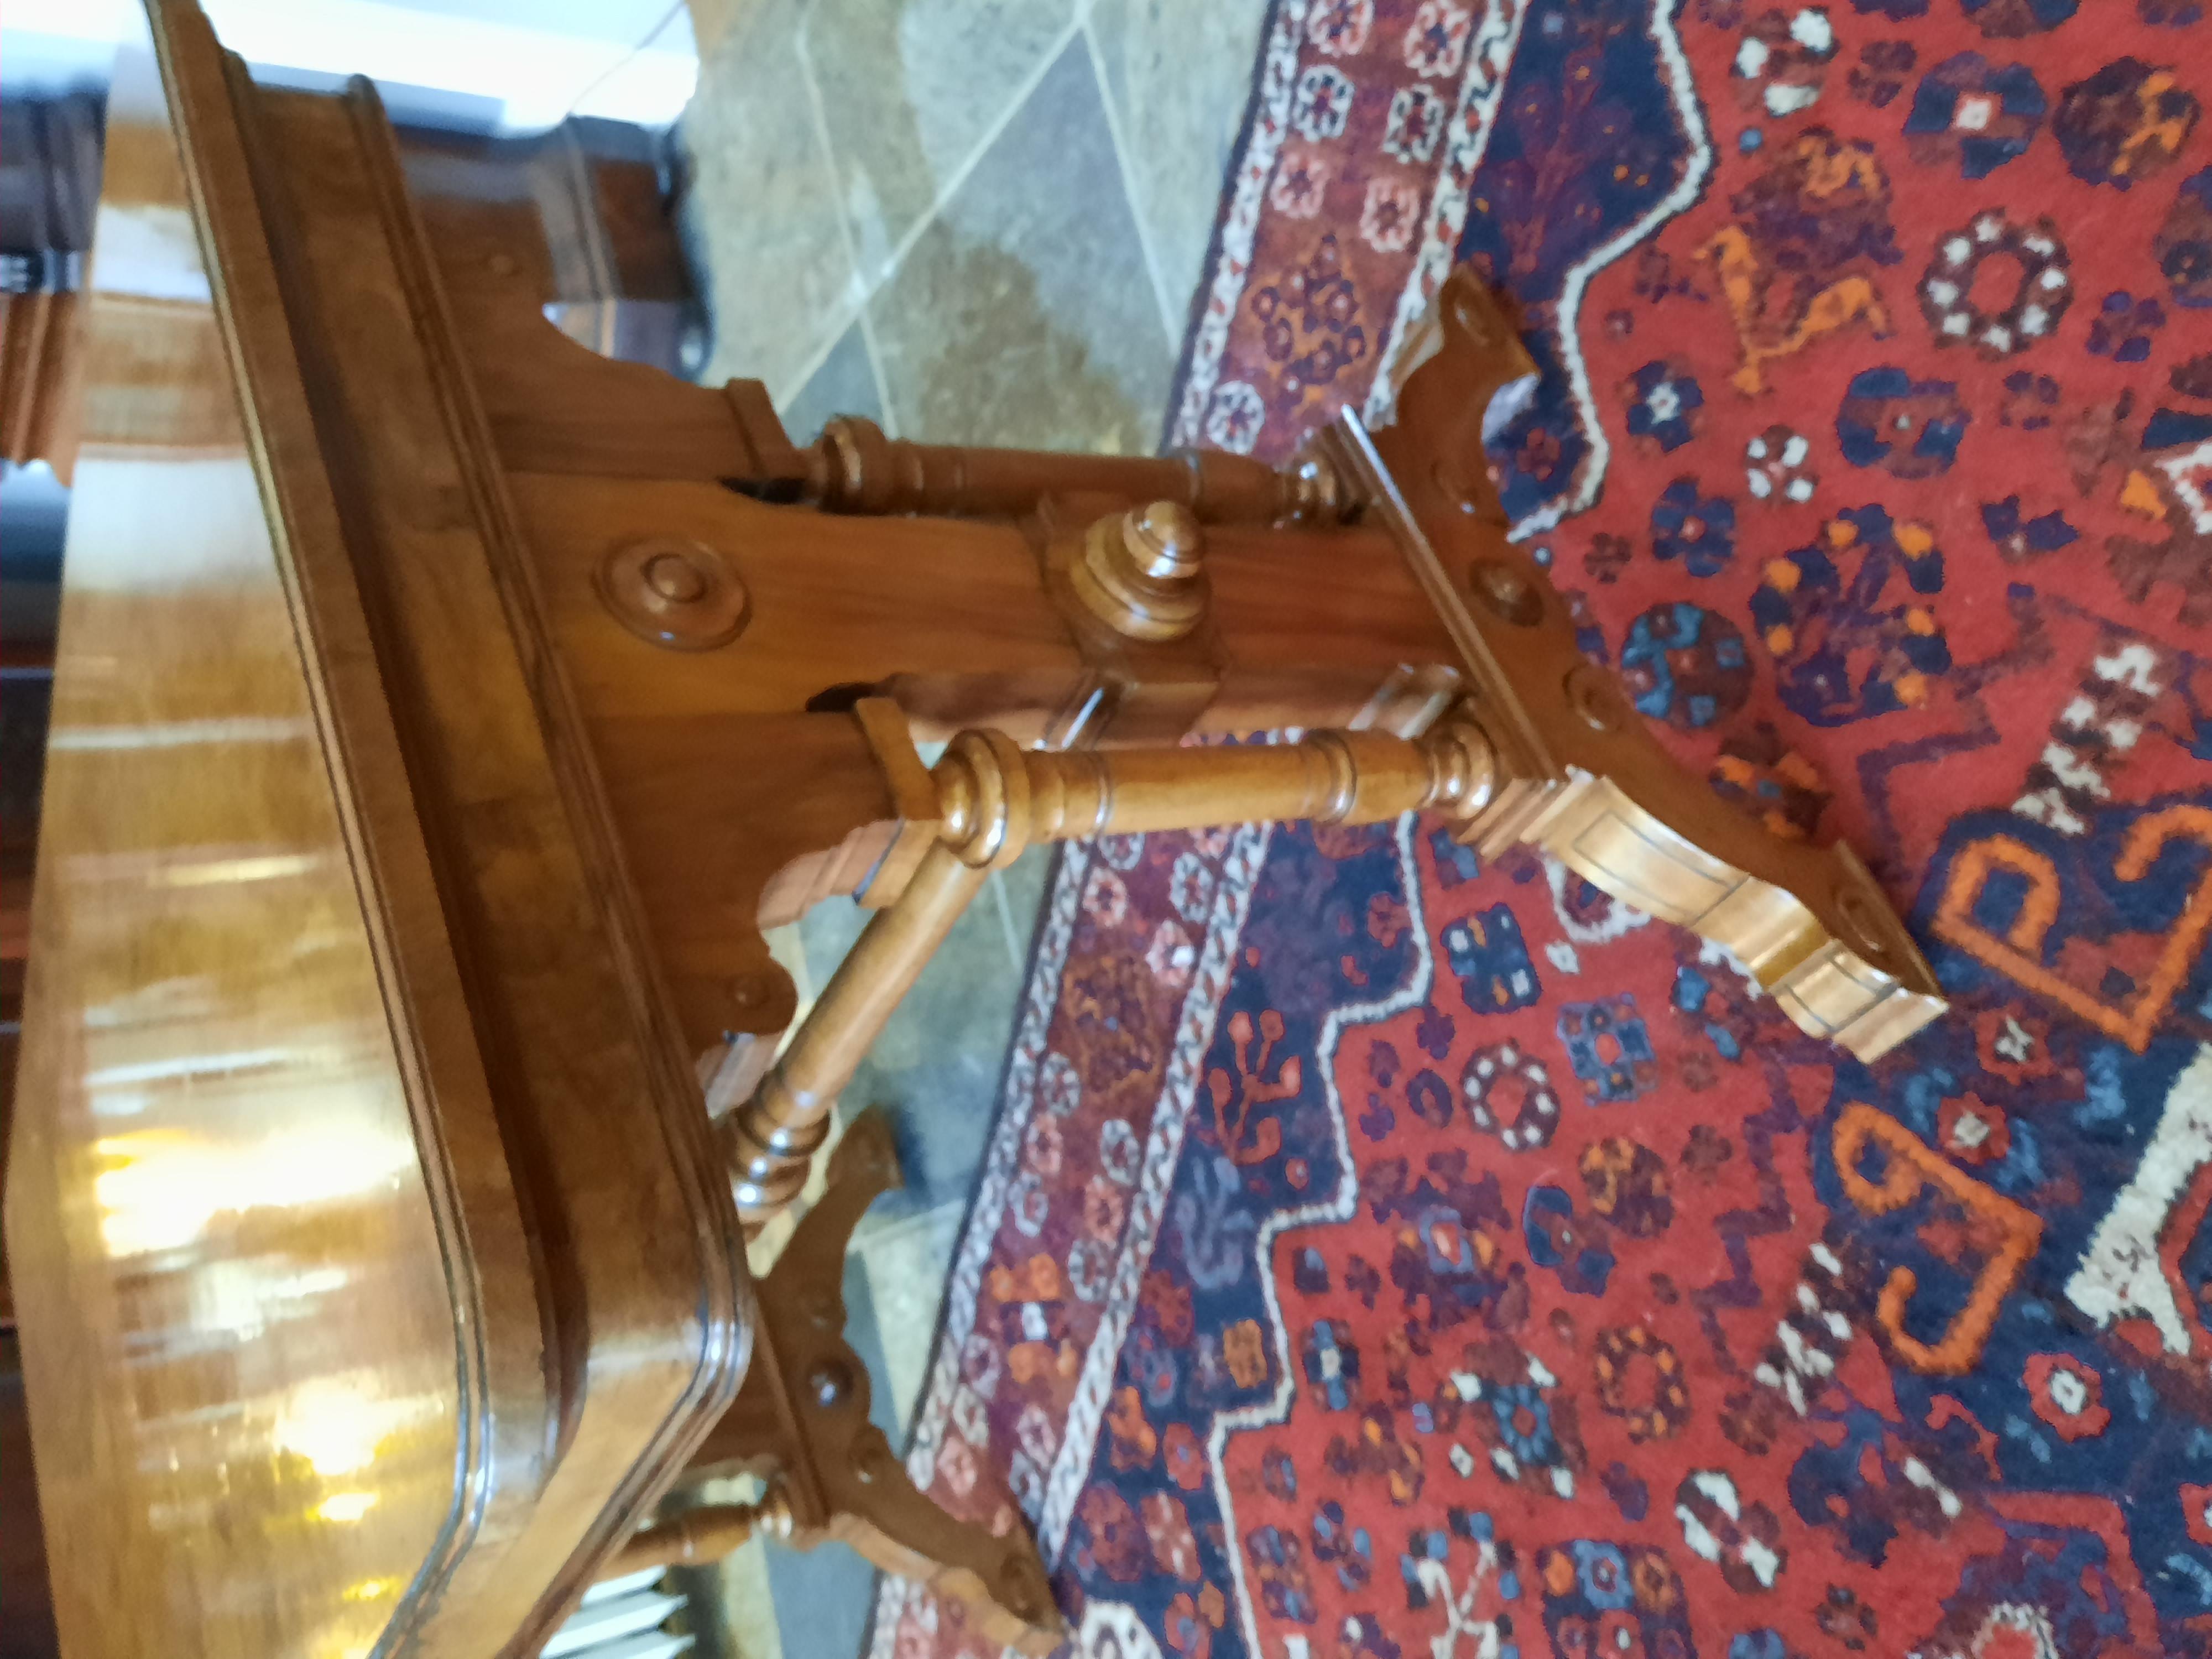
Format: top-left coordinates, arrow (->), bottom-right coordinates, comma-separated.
1314,271 -> 1946,1062
698,1108 -> 1065,1655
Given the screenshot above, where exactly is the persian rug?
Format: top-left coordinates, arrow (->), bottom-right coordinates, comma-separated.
872,3 -> 2212,1658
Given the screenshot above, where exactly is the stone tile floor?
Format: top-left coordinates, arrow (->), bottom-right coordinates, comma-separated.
680,0 -> 1272,453
666,3 -> 1271,1656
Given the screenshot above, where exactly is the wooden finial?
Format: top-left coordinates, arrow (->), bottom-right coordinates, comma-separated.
1068,500 -> 1209,642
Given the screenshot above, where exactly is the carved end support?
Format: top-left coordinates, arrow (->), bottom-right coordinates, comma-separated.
754,1108 -> 1067,1654
1345,269 -> 1947,1063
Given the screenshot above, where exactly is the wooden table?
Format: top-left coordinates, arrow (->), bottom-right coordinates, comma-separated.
2,9 -> 746,1654
5,4 -> 1945,1654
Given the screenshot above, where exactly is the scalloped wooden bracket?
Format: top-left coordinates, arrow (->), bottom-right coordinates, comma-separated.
1309,271 -> 1945,1063
712,1110 -> 1066,1656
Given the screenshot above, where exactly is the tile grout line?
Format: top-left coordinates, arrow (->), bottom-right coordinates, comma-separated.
766,302 -> 859,413
1079,9 -> 1185,353
782,22 -> 894,426
853,303 -> 901,441
851,4 -> 1093,337
713,1534 -> 787,1659
906,3 -> 1097,242
767,308 -> 858,412
771,0 -> 1099,414
988,870 -> 1028,975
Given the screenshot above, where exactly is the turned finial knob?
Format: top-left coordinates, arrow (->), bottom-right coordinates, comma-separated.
932,728 -> 1035,869
644,550 -> 708,603
1071,500 -> 1209,642
1124,500 -> 1203,579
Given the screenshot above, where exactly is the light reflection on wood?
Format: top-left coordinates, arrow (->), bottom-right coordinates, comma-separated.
3,17 -> 467,1658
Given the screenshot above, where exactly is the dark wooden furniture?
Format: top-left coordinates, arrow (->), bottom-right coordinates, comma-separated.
3,5 -> 1944,1656
0,90 -> 100,484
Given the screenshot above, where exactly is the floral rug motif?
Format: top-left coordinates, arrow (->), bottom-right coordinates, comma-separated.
874,2 -> 2212,1657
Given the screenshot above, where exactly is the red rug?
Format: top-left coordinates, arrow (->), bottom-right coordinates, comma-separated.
874,4 -> 2212,1658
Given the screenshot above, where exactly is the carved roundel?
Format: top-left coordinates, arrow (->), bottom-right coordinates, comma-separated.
596,535 -> 749,650
1462,1041 -> 1561,1151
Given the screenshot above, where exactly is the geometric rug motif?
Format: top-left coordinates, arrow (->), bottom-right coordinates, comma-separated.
875,1 -> 2212,1656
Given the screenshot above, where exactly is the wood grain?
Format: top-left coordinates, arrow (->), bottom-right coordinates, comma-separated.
222,55 -> 751,1654
5,22 -> 482,1653
8,7 -> 754,1655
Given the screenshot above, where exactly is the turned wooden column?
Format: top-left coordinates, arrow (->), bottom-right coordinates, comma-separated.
799,414 -> 1349,525
606,1495 -> 792,1575
723,842 -> 988,1222
720,713 -> 1499,1230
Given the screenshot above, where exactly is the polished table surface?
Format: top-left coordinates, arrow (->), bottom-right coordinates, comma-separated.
4,6 -> 753,1653
5,22 -> 474,1657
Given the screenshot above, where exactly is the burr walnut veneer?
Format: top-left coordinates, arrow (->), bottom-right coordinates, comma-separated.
3,5 -> 1944,1655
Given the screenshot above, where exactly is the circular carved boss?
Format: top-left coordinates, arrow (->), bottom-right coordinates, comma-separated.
596,536 -> 749,650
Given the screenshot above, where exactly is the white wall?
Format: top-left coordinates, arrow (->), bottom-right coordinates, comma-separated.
2,0 -> 698,131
